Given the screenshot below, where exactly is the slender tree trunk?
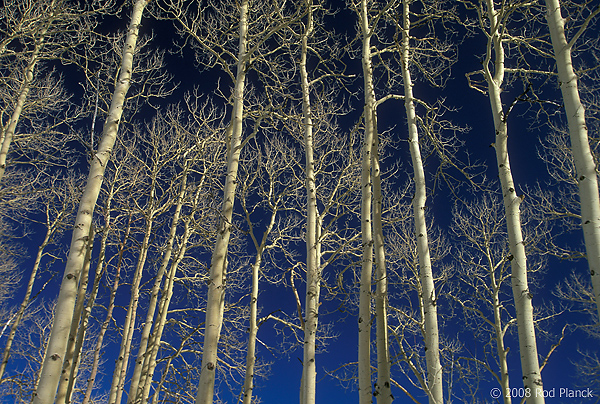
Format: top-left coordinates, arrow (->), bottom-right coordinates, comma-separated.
108,209 -> 155,404
32,1 -> 149,402
82,214 -> 132,404
491,269 -> 511,404
0,0 -> 56,183
400,2 -> 442,402
372,119 -> 392,403
127,163 -> 191,404
358,1 -> 375,402
138,219 -> 192,403
0,207 -> 66,381
241,205 -> 279,404
482,0 -> 543,400
195,1 -> 249,402
64,181 -> 119,404
299,2 -> 321,404
544,0 -> 600,322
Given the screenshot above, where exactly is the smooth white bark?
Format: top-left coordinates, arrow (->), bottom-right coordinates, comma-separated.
544,0 -> 600,322
400,2 -> 442,402
127,161 -> 191,404
32,2 -> 149,403
299,3 -> 321,404
358,1 -> 375,402
0,9 -> 52,183
481,0 -> 543,400
195,1 -> 249,403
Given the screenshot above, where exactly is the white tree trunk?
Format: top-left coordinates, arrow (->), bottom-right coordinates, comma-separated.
372,94 -> 392,404
108,204 -> 155,404
299,2 -> 320,404
32,1 -> 149,402
127,162 -> 191,404
400,2 -> 442,403
241,203 -> 279,404
482,0 -> 544,400
82,216 -> 131,404
195,1 -> 249,403
358,1 -> 374,402
544,0 -> 600,322
0,17 -> 50,183
0,205 -> 65,381
491,268 -> 511,404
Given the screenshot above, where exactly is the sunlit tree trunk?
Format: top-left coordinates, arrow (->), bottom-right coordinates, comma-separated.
0,0 -> 56,183
372,84 -> 392,404
32,1 -> 149,402
0,200 -> 69,381
108,200 -> 155,404
491,271 -> 511,404
299,2 -> 320,404
544,0 -> 600,322
127,161 -> 191,404
357,0 -> 375,402
82,214 -> 132,404
399,2 -> 441,402
481,0 -> 544,400
195,2 -> 249,403
242,204 -> 279,404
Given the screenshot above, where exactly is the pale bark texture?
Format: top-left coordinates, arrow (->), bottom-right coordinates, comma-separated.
0,195 -> 70,382
544,0 -> 600,322
241,186 -> 280,404
127,160 -> 191,404
0,11 -> 51,183
299,2 -> 321,404
32,1 -> 149,403
357,1 -> 375,402
108,202 -> 155,404
195,1 -> 249,403
481,0 -> 544,400
399,2 -> 442,402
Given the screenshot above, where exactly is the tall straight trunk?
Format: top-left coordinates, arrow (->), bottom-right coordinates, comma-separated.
32,2 -> 149,403
137,218 -> 192,403
127,163 -> 191,404
108,209 -> 155,404
195,1 -> 249,403
299,2 -> 320,404
64,168 -> 123,404
357,1 -> 375,402
0,0 -> 56,183
490,266 -> 511,404
241,205 -> 279,404
372,98 -> 392,404
400,2 -> 441,402
544,0 -> 600,322
82,214 -> 132,404
482,0 -> 543,400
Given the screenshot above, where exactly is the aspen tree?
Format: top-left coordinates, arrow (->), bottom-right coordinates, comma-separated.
195,1 -> 249,402
0,175 -> 78,383
0,0 -> 57,183
544,0 -> 600,322
354,1 -> 396,401
398,1 -> 442,402
476,0 -> 544,400
451,193 -> 515,404
32,1 -> 150,403
298,2 -> 322,404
